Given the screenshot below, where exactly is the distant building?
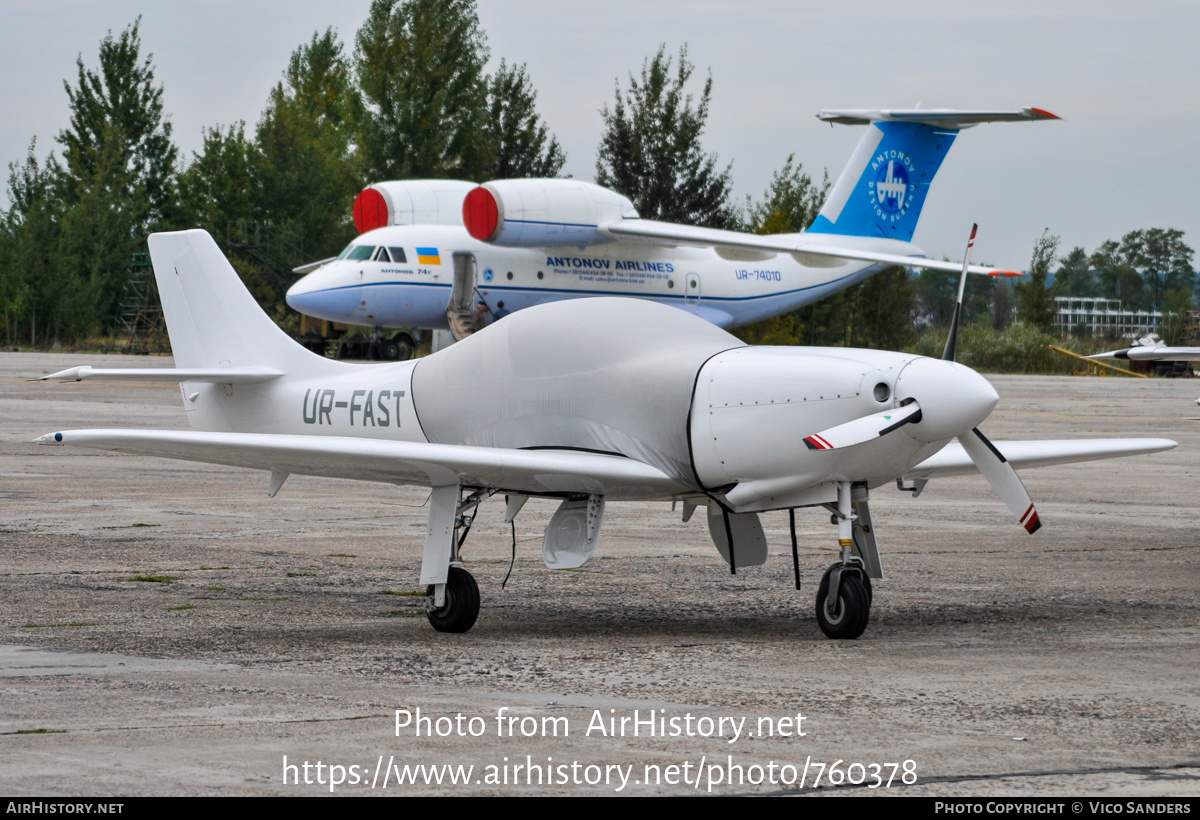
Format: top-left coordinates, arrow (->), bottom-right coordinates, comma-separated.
1054,297 -> 1160,336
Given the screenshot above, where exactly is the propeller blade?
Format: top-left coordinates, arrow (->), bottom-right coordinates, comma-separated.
941,223 -> 978,362
957,427 -> 1042,533
804,402 -> 923,451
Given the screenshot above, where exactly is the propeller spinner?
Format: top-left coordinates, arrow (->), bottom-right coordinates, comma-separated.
803,224 -> 1043,535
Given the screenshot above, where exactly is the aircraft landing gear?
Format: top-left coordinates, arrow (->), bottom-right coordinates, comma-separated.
426,566 -> 480,633
813,481 -> 875,640
815,564 -> 869,639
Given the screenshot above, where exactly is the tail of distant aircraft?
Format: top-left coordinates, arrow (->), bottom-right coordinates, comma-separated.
807,108 -> 1058,242
147,230 -> 337,375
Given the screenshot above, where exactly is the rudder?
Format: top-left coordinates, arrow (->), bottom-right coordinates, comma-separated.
147,229 -> 332,374
808,121 -> 958,242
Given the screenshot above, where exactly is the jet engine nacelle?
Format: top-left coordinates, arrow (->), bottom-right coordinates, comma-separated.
462,179 -> 638,247
353,180 -> 478,234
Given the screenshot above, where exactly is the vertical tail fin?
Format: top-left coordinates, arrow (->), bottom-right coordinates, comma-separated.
147,229 -> 335,374
807,108 -> 1058,242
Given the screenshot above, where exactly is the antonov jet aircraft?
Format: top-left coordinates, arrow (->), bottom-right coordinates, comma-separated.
286,107 -> 1056,339
38,230 -> 1173,639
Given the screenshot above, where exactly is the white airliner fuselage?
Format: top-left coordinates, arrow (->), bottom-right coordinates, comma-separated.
285,225 -> 906,330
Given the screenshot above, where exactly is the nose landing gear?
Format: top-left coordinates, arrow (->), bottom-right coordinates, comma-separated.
812,481 -> 879,640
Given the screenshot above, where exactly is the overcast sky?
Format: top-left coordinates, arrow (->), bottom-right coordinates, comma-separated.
2,0 -> 1196,271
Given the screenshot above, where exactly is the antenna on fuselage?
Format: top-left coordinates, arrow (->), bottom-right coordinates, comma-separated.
941,223 -> 977,362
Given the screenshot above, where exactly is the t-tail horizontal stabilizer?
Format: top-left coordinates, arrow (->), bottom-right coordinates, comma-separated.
809,107 -> 1059,243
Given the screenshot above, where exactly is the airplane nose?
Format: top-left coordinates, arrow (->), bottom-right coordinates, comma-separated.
894,357 -> 999,442
285,269 -> 362,322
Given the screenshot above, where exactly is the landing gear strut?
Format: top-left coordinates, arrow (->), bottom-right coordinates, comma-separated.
422,486 -> 492,634
813,481 -> 877,640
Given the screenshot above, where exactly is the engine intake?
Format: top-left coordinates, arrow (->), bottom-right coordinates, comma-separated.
463,179 -> 638,247
353,180 -> 478,234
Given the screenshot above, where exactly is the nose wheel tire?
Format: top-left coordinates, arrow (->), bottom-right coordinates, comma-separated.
815,567 -> 870,640
426,566 -> 480,633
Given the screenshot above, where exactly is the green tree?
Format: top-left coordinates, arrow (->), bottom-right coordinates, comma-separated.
1118,228 -> 1194,310
46,18 -> 178,333
595,44 -> 734,228
177,123 -> 257,240
1,141 -> 64,346
1092,239 -> 1146,310
1015,229 -> 1059,332
1053,246 -> 1096,296
483,60 -> 565,179
256,29 -> 359,260
353,0 -> 491,181
1160,286 -> 1194,346
742,154 -> 827,234
56,17 -> 177,229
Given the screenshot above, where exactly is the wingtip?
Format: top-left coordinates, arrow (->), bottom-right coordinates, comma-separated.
34,432 -> 64,445
1030,107 -> 1060,120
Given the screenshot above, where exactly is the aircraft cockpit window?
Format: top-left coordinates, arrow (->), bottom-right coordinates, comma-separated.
373,247 -> 391,262
336,243 -> 354,260
346,245 -> 376,261
389,247 -> 408,263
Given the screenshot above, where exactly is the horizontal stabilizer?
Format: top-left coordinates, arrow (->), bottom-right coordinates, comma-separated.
601,220 -> 1021,277
41,366 -> 284,384
817,108 -> 1059,128
35,429 -> 686,500
906,438 -> 1176,479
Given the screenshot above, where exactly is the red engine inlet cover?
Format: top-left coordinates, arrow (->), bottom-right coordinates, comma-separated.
462,186 -> 499,241
353,187 -> 389,234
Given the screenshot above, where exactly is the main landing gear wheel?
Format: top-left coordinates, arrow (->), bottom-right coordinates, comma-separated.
426,566 -> 480,633
815,565 -> 870,640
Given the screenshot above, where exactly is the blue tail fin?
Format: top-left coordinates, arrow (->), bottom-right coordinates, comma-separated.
806,107 -> 1058,242
808,121 -> 958,242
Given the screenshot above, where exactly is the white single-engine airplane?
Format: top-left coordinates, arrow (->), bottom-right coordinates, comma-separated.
39,230 -> 1174,639
285,108 -> 1056,336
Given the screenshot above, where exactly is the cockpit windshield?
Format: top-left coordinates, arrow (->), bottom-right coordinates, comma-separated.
344,245 -> 375,261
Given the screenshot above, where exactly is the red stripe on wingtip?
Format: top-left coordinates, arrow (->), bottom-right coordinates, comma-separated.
1030,107 -> 1060,120
804,435 -> 833,451
1024,512 -> 1042,534
988,269 -> 1025,277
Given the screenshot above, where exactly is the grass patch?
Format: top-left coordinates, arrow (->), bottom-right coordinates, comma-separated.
201,586 -> 225,592
199,566 -> 230,571
328,553 -> 357,558
128,574 -> 178,584
24,622 -> 97,629
287,571 -> 316,577
379,589 -> 424,597
15,728 -> 66,735
167,605 -> 196,611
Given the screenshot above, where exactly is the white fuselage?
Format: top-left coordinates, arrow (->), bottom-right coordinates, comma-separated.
286,224 -> 917,330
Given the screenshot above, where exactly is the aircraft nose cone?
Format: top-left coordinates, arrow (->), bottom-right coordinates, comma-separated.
895,357 -> 998,442
285,270 -> 361,323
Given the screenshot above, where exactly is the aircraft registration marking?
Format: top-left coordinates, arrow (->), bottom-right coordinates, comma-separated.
303,388 -> 407,427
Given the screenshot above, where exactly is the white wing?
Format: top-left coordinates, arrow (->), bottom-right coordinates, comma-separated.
1090,347 -> 1200,362
905,438 -> 1176,479
36,429 -> 687,500
600,220 -> 1022,277
41,366 -> 283,383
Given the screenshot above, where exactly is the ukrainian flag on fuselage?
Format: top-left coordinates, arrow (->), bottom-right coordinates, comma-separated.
416,247 -> 441,265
